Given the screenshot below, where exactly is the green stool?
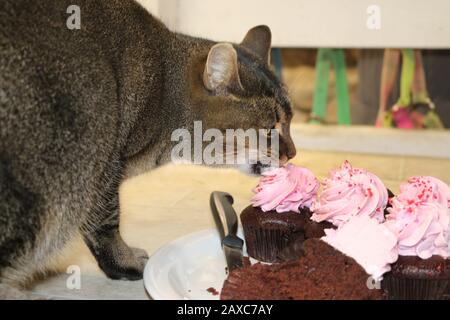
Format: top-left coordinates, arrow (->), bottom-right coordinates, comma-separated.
310,48 -> 351,125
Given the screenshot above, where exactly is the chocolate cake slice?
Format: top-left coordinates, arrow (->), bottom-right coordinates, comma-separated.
221,239 -> 384,300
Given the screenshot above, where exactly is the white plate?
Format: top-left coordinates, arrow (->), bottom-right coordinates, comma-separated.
143,228 -> 247,300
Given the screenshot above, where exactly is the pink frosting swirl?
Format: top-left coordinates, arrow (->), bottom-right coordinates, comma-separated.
311,161 -> 388,227
385,176 -> 450,259
251,164 -> 319,213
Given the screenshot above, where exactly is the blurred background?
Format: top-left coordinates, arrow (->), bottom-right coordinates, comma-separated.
137,0 -> 450,128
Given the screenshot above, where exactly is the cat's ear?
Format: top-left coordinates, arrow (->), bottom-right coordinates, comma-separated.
241,25 -> 272,65
203,43 -> 243,92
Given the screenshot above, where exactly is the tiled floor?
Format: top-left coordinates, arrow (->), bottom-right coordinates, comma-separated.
29,150 -> 450,299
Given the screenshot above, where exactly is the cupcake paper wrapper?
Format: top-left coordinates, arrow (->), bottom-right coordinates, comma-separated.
243,224 -> 304,263
382,274 -> 449,300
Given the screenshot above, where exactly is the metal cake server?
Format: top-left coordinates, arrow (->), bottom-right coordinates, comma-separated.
210,191 -> 244,271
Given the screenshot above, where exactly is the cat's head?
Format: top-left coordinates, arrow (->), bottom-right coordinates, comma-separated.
186,25 -> 296,175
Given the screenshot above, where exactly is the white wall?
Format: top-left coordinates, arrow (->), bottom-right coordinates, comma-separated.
135,0 -> 450,48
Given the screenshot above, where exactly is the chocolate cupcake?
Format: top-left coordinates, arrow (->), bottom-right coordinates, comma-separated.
382,255 -> 450,299
241,205 -> 330,263
241,164 -> 328,263
383,176 -> 450,299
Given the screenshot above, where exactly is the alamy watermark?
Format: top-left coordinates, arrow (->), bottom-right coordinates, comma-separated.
171,121 -> 280,167
65,4 -> 382,32
366,276 -> 382,290
66,265 -> 81,290
66,5 -> 81,30
366,4 -> 381,30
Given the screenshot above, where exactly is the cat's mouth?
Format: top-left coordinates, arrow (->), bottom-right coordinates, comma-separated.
252,161 -> 273,175
240,161 -> 276,176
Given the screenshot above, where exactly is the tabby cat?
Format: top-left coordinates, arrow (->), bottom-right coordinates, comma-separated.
0,0 -> 296,298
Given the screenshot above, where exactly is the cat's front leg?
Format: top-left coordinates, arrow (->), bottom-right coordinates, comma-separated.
82,185 -> 148,280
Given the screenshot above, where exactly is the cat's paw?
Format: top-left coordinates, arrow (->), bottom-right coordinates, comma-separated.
100,246 -> 149,281
131,247 -> 149,261
129,246 -> 149,274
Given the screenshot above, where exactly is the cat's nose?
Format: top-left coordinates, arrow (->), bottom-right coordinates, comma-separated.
286,148 -> 297,160
279,148 -> 296,166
